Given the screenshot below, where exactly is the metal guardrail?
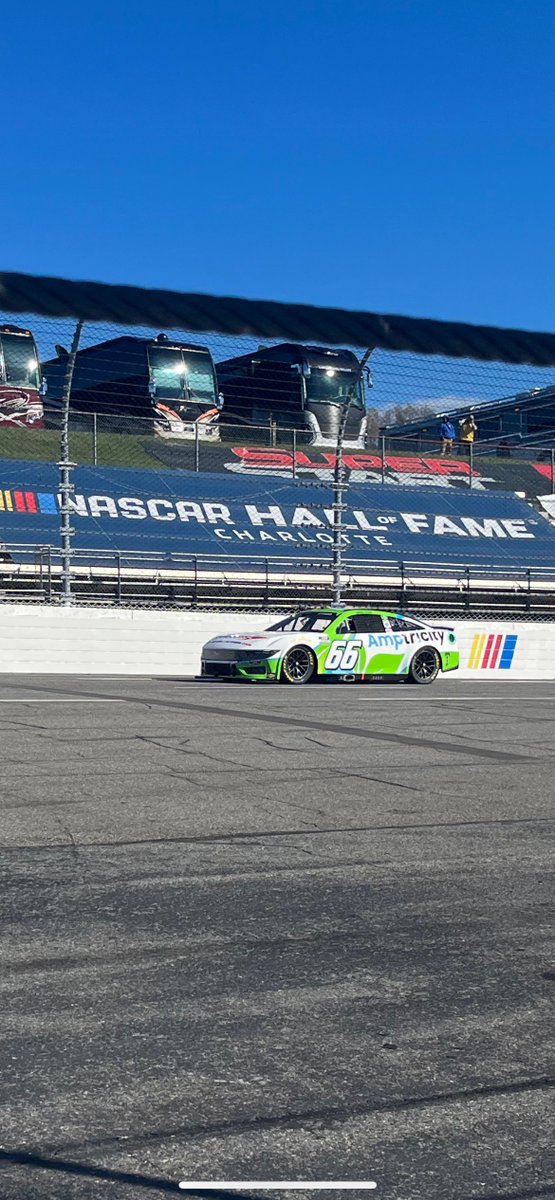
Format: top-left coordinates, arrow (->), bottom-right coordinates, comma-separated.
1,543 -> 554,615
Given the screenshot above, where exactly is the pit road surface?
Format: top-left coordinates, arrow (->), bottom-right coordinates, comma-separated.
0,676 -> 553,1200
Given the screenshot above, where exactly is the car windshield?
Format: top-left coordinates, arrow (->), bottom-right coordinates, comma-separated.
266,611 -> 333,632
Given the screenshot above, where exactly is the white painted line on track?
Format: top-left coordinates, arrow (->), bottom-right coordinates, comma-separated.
178,1185 -> 377,1193
0,698 -> 126,704
390,695 -> 555,701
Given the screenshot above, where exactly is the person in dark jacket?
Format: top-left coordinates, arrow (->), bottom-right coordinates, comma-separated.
439,416 -> 456,456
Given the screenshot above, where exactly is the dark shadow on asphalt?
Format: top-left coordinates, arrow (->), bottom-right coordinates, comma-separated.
1,1151 -> 553,1200
0,1149 -> 257,1198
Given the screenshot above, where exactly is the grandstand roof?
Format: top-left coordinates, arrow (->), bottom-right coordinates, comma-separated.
380,383 -> 555,437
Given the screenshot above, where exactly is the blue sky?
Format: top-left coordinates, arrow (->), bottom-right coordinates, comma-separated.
2,0 -> 554,331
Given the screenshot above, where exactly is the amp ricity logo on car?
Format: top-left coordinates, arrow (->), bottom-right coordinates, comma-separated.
467,633 -> 518,669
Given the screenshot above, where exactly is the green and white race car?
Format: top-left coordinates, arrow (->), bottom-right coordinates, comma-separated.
201,608 -> 459,685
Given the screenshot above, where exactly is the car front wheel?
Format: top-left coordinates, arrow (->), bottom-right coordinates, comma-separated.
280,645 -> 317,684
408,647 -> 441,685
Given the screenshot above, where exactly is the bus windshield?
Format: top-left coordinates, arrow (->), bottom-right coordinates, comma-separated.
182,351 -> 218,404
148,346 -> 217,407
307,367 -> 364,408
1,333 -> 40,389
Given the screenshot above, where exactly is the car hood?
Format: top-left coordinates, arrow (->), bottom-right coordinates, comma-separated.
202,632 -> 324,654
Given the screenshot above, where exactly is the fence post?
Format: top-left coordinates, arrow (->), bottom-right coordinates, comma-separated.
332,348 -> 373,605
116,551 -> 122,606
551,447 -> 555,494
37,545 -> 44,600
292,428 -> 297,479
92,412 -> 98,466
469,441 -> 474,488
58,319 -> 84,606
380,435 -> 386,485
194,422 -> 200,472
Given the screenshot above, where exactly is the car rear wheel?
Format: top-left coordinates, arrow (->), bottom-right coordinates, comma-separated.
408,647 -> 441,685
281,645 -> 317,684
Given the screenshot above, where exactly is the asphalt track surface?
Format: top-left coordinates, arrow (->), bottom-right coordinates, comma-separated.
0,675 -> 553,1200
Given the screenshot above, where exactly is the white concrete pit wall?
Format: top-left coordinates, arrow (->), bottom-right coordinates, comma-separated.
0,605 -> 552,679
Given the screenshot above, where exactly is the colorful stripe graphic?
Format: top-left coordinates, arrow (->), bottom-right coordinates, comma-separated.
0,489 -> 57,513
468,632 -> 518,670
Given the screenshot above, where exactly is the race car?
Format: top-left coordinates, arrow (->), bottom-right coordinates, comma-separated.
200,607 -> 459,685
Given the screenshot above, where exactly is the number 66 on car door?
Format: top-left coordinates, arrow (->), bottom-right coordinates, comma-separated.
324,639 -> 363,671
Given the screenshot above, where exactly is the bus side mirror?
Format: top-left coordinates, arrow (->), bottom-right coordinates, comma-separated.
217,392 -> 224,409
148,380 -> 156,397
40,379 -> 47,396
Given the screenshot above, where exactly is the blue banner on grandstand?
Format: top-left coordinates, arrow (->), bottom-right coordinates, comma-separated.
1,459 -> 554,567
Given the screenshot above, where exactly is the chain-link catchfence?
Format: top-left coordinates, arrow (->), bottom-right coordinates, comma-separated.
1,281 -> 555,610
2,308 -> 555,480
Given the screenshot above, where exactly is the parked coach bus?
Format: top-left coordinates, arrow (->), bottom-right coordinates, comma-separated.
0,324 -> 45,429
216,343 -> 369,447
42,334 -> 221,439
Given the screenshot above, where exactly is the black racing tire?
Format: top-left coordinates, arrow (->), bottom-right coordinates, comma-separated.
280,645 -> 317,685
408,646 -> 441,685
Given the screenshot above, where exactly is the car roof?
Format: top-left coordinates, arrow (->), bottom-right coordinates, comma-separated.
296,607 -> 408,618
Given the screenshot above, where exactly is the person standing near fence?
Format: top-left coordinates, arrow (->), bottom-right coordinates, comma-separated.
459,413 -> 478,457
439,415 -> 456,456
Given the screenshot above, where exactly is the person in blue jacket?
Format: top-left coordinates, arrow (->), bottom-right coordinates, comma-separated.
439,415 -> 456,456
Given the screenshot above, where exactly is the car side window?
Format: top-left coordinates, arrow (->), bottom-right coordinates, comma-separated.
335,618 -> 354,634
352,614 -> 385,633
389,617 -> 422,631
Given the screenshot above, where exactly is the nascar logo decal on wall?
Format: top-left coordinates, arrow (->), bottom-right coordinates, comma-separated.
467,633 -> 518,669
